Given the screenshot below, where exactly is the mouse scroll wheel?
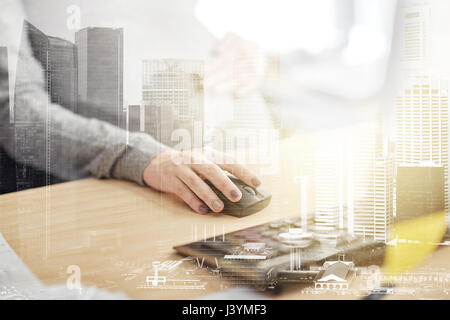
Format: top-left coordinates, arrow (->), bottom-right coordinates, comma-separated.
243,186 -> 256,196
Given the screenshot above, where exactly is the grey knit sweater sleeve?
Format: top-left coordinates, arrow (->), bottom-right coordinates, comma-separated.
0,0 -> 168,185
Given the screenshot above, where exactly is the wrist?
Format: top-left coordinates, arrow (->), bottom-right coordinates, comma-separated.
113,132 -> 169,186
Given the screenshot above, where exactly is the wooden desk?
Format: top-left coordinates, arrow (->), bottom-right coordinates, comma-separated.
1,132 -> 448,300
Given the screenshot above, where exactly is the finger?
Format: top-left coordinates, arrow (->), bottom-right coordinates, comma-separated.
191,161 -> 242,203
172,178 -> 209,215
205,149 -> 262,189
219,162 -> 261,189
177,168 -> 224,213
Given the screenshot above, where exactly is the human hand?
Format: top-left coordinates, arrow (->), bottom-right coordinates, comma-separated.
142,148 -> 261,214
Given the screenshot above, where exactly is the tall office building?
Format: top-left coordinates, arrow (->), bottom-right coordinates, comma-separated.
396,165 -> 445,221
313,130 -> 347,236
401,3 -> 430,63
142,59 -> 204,148
397,2 -> 450,233
0,46 -> 17,194
14,21 -> 51,190
25,22 -> 78,111
349,119 -> 394,242
75,27 -> 123,126
20,21 -> 78,186
13,24 -> 52,262
396,75 -> 449,212
48,36 -> 78,112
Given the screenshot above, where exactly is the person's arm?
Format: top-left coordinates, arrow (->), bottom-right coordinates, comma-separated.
0,1 -> 167,186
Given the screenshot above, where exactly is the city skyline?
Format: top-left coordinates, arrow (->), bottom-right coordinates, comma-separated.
22,0 -> 217,106
11,4 -> 450,243
1,0 -> 449,303
75,26 -> 124,126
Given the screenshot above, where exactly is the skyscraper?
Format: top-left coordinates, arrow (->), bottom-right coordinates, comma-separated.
396,2 -> 450,233
15,21 -> 51,190
401,4 -> 430,63
0,46 -> 17,194
313,129 -> 347,237
21,21 -> 78,186
12,24 -> 53,262
25,22 -> 78,111
396,75 -> 449,212
142,59 -> 204,149
48,36 -> 78,112
348,119 -> 394,242
75,27 -> 123,126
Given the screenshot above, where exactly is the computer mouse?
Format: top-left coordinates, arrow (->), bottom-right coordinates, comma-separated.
205,175 -> 272,217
